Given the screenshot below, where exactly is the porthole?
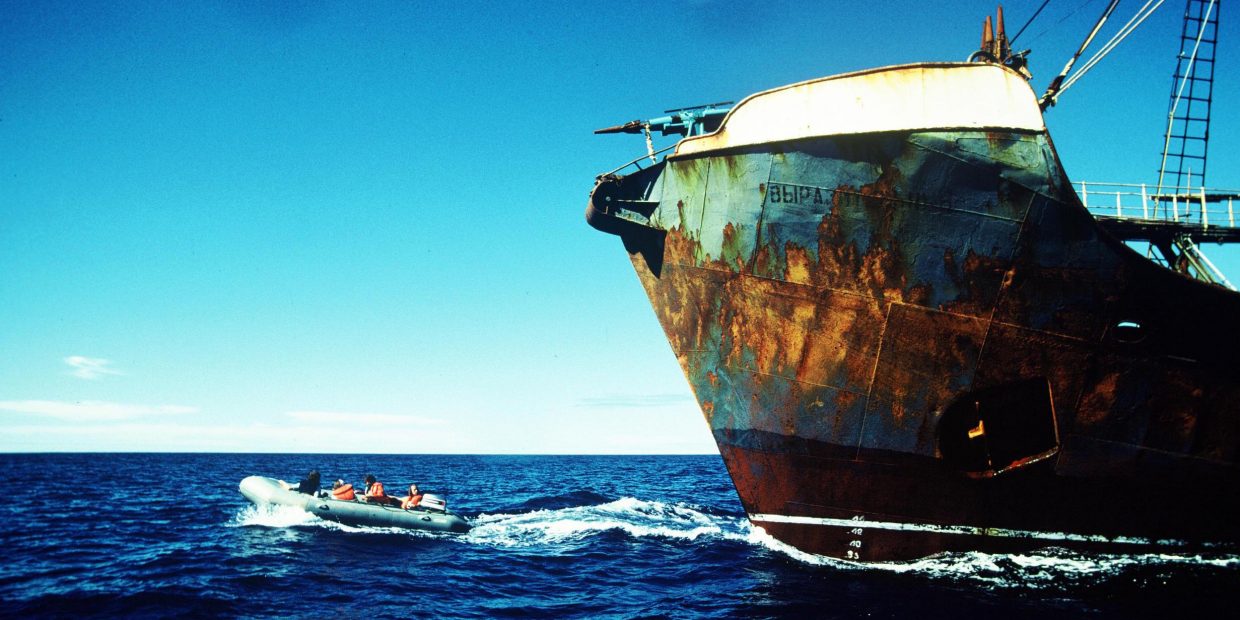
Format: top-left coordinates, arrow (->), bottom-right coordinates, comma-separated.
1112,320 -> 1146,344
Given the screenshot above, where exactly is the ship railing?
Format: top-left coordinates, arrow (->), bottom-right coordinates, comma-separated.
597,144 -> 677,180
1077,181 -> 1240,230
1080,182 -> 1240,290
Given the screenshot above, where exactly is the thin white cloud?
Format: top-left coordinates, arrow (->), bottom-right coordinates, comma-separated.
64,356 -> 123,380
0,420 -> 476,454
285,410 -> 445,427
0,400 -> 198,421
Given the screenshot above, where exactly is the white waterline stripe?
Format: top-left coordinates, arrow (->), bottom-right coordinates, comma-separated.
749,513 -> 1189,547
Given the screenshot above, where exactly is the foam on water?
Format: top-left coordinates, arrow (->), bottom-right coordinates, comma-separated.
230,489 -> 1239,597
232,495 -> 752,548
464,496 -> 750,548
741,522 -> 1240,589
880,549 -> 1240,591
231,503 -> 320,528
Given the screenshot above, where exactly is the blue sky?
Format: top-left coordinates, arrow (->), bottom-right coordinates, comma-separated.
2,0 -> 1237,453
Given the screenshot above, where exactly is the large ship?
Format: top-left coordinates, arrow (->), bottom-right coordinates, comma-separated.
587,1 -> 1240,561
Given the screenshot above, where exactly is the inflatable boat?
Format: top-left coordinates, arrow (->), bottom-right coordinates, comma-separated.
239,476 -> 471,533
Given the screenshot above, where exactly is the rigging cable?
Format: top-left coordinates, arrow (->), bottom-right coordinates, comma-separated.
1039,0 -> 1121,109
1025,0 -> 1102,47
1058,0 -> 1165,95
1010,0 -> 1053,44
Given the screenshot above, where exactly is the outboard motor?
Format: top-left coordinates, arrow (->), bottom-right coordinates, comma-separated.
419,494 -> 447,512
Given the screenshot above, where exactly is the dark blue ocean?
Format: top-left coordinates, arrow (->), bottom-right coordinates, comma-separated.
1,453 -> 1236,618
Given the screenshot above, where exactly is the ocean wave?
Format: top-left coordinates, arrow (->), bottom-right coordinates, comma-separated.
229,503 -> 441,539
9,587 -> 241,617
230,497 -> 1239,594
229,503 -> 321,529
500,490 -> 613,513
464,496 -> 750,548
742,524 -> 1240,590
229,495 -> 750,549
881,549 -> 1240,588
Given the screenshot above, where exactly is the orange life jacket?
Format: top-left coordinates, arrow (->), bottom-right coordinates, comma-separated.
401,494 -> 422,510
367,481 -> 385,497
332,484 -> 355,501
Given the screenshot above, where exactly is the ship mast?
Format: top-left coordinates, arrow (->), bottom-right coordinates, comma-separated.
1148,0 -> 1235,286
1079,0 -> 1240,289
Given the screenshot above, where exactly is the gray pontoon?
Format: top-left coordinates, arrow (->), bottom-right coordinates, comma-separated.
239,476 -> 471,533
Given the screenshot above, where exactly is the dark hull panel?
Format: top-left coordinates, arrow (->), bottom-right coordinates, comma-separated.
590,118 -> 1240,560
720,433 -> 1236,561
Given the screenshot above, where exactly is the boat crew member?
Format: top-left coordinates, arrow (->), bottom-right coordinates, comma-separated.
361,474 -> 387,503
400,483 -> 423,510
331,479 -> 355,501
294,470 -> 320,495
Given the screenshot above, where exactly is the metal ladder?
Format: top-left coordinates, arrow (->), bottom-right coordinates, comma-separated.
1156,0 -> 1219,195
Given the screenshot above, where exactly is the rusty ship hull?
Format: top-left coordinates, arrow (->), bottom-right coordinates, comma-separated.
588,63 -> 1240,561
